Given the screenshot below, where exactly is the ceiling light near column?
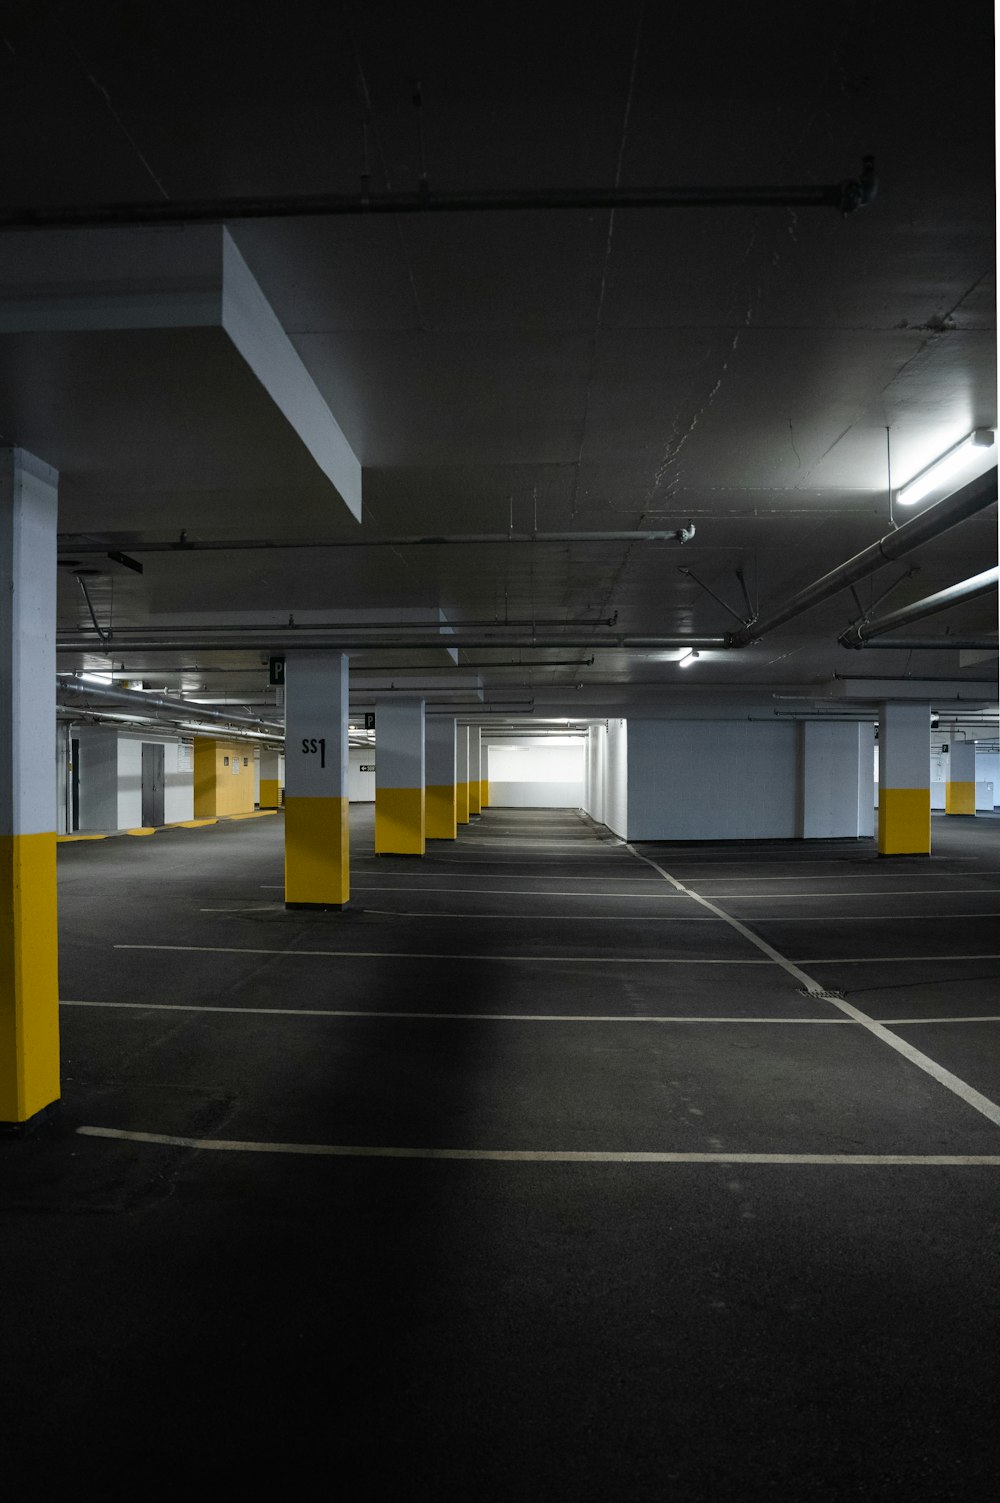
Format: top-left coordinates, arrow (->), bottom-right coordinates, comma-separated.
896,429 -> 995,507
677,649 -> 699,667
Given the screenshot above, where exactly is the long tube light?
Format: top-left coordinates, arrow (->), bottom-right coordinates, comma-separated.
896,429 -> 995,507
677,649 -> 700,667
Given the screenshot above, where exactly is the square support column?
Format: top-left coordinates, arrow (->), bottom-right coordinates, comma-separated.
456,723 -> 470,824
425,717 -> 457,840
878,701 -> 931,855
284,653 -> 350,907
468,727 -> 482,816
1,449 -> 60,1128
260,748 -> 283,809
945,740 -> 976,814
376,699 -> 426,855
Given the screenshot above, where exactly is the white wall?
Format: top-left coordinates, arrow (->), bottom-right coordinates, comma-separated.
799,722 -> 875,839
625,719 -> 880,841
584,725 -> 606,825
163,740 -> 195,823
604,719 -> 628,838
117,738 -> 143,828
486,738 -> 585,808
347,745 -> 376,801
627,720 -> 799,840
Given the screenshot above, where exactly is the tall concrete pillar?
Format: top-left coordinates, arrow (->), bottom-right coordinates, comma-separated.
945,740 -> 976,815
260,748 -> 282,809
1,449 -> 60,1127
284,653 -> 350,907
375,698 -> 425,855
468,726 -> 482,816
878,702 -> 931,855
425,717 -> 457,840
456,723 -> 470,824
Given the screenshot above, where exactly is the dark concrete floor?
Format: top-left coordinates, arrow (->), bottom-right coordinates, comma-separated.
3,807 -> 1000,1497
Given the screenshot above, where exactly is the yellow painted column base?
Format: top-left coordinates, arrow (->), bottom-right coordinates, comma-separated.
480,779 -> 489,809
0,832 -> 60,1124
426,783 -> 457,840
376,786 -> 426,855
284,796 -> 350,907
260,778 -> 281,809
469,778 -> 482,815
945,781 -> 976,815
457,780 -> 470,824
878,787 -> 931,855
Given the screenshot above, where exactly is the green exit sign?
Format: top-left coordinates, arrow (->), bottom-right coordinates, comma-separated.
268,657 -> 285,686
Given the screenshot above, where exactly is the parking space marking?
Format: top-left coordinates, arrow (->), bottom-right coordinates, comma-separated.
114,943 -> 771,965
75,1127 -> 1000,1165
60,999 -> 850,1022
625,845 -> 1000,1130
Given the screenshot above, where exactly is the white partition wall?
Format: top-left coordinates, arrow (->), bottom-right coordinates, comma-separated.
485,737 -> 586,808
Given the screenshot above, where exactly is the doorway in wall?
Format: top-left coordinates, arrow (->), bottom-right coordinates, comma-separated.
70,737 -> 80,832
141,743 -> 165,827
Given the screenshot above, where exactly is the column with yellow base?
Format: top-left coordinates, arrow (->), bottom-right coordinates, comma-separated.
468,726 -> 482,816
259,748 -> 283,809
376,698 -> 426,855
284,653 -> 350,908
878,701 -> 931,856
945,740 -> 976,815
425,717 -> 457,840
1,449 -> 60,1129
456,723 -> 470,824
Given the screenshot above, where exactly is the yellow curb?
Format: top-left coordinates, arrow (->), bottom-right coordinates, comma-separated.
223,811 -> 278,821
57,834 -> 108,843
125,827 -> 157,837
170,819 -> 219,828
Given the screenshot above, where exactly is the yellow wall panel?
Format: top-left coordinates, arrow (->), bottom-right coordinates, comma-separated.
193,739 -> 256,817
260,778 -> 281,809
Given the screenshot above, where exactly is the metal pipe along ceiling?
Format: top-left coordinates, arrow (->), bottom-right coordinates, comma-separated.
56,634 -> 731,652
2,160 -> 875,229
727,468 -> 998,648
57,528 -> 697,554
838,568 -> 999,647
57,676 -> 282,731
849,638 -> 999,650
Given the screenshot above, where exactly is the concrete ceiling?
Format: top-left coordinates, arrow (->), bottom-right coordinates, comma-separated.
0,1 -> 996,726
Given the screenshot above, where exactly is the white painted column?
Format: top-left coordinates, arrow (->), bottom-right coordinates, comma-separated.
284,653 -> 350,907
260,748 -> 283,808
456,723 -> 470,823
878,701 -> 931,855
945,740 -> 976,815
468,726 -> 482,815
1,448 -> 60,1126
375,698 -> 426,855
425,716 -> 457,840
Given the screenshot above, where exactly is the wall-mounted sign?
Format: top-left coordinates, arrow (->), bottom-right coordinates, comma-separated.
364,713 -> 375,729
360,765 -> 375,773
268,657 -> 285,686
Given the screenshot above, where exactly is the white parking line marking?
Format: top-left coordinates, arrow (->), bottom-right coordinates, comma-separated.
59,1000 -> 851,1022
75,1127 -> 1000,1166
60,1000 -> 1000,1026
625,845 -> 1000,1130
113,944 -> 770,965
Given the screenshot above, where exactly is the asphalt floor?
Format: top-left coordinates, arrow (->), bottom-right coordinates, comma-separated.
3,806 -> 1000,1497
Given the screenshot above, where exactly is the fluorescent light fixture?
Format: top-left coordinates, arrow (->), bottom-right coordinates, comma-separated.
677,649 -> 699,667
80,671 -> 113,685
896,429 -> 995,507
